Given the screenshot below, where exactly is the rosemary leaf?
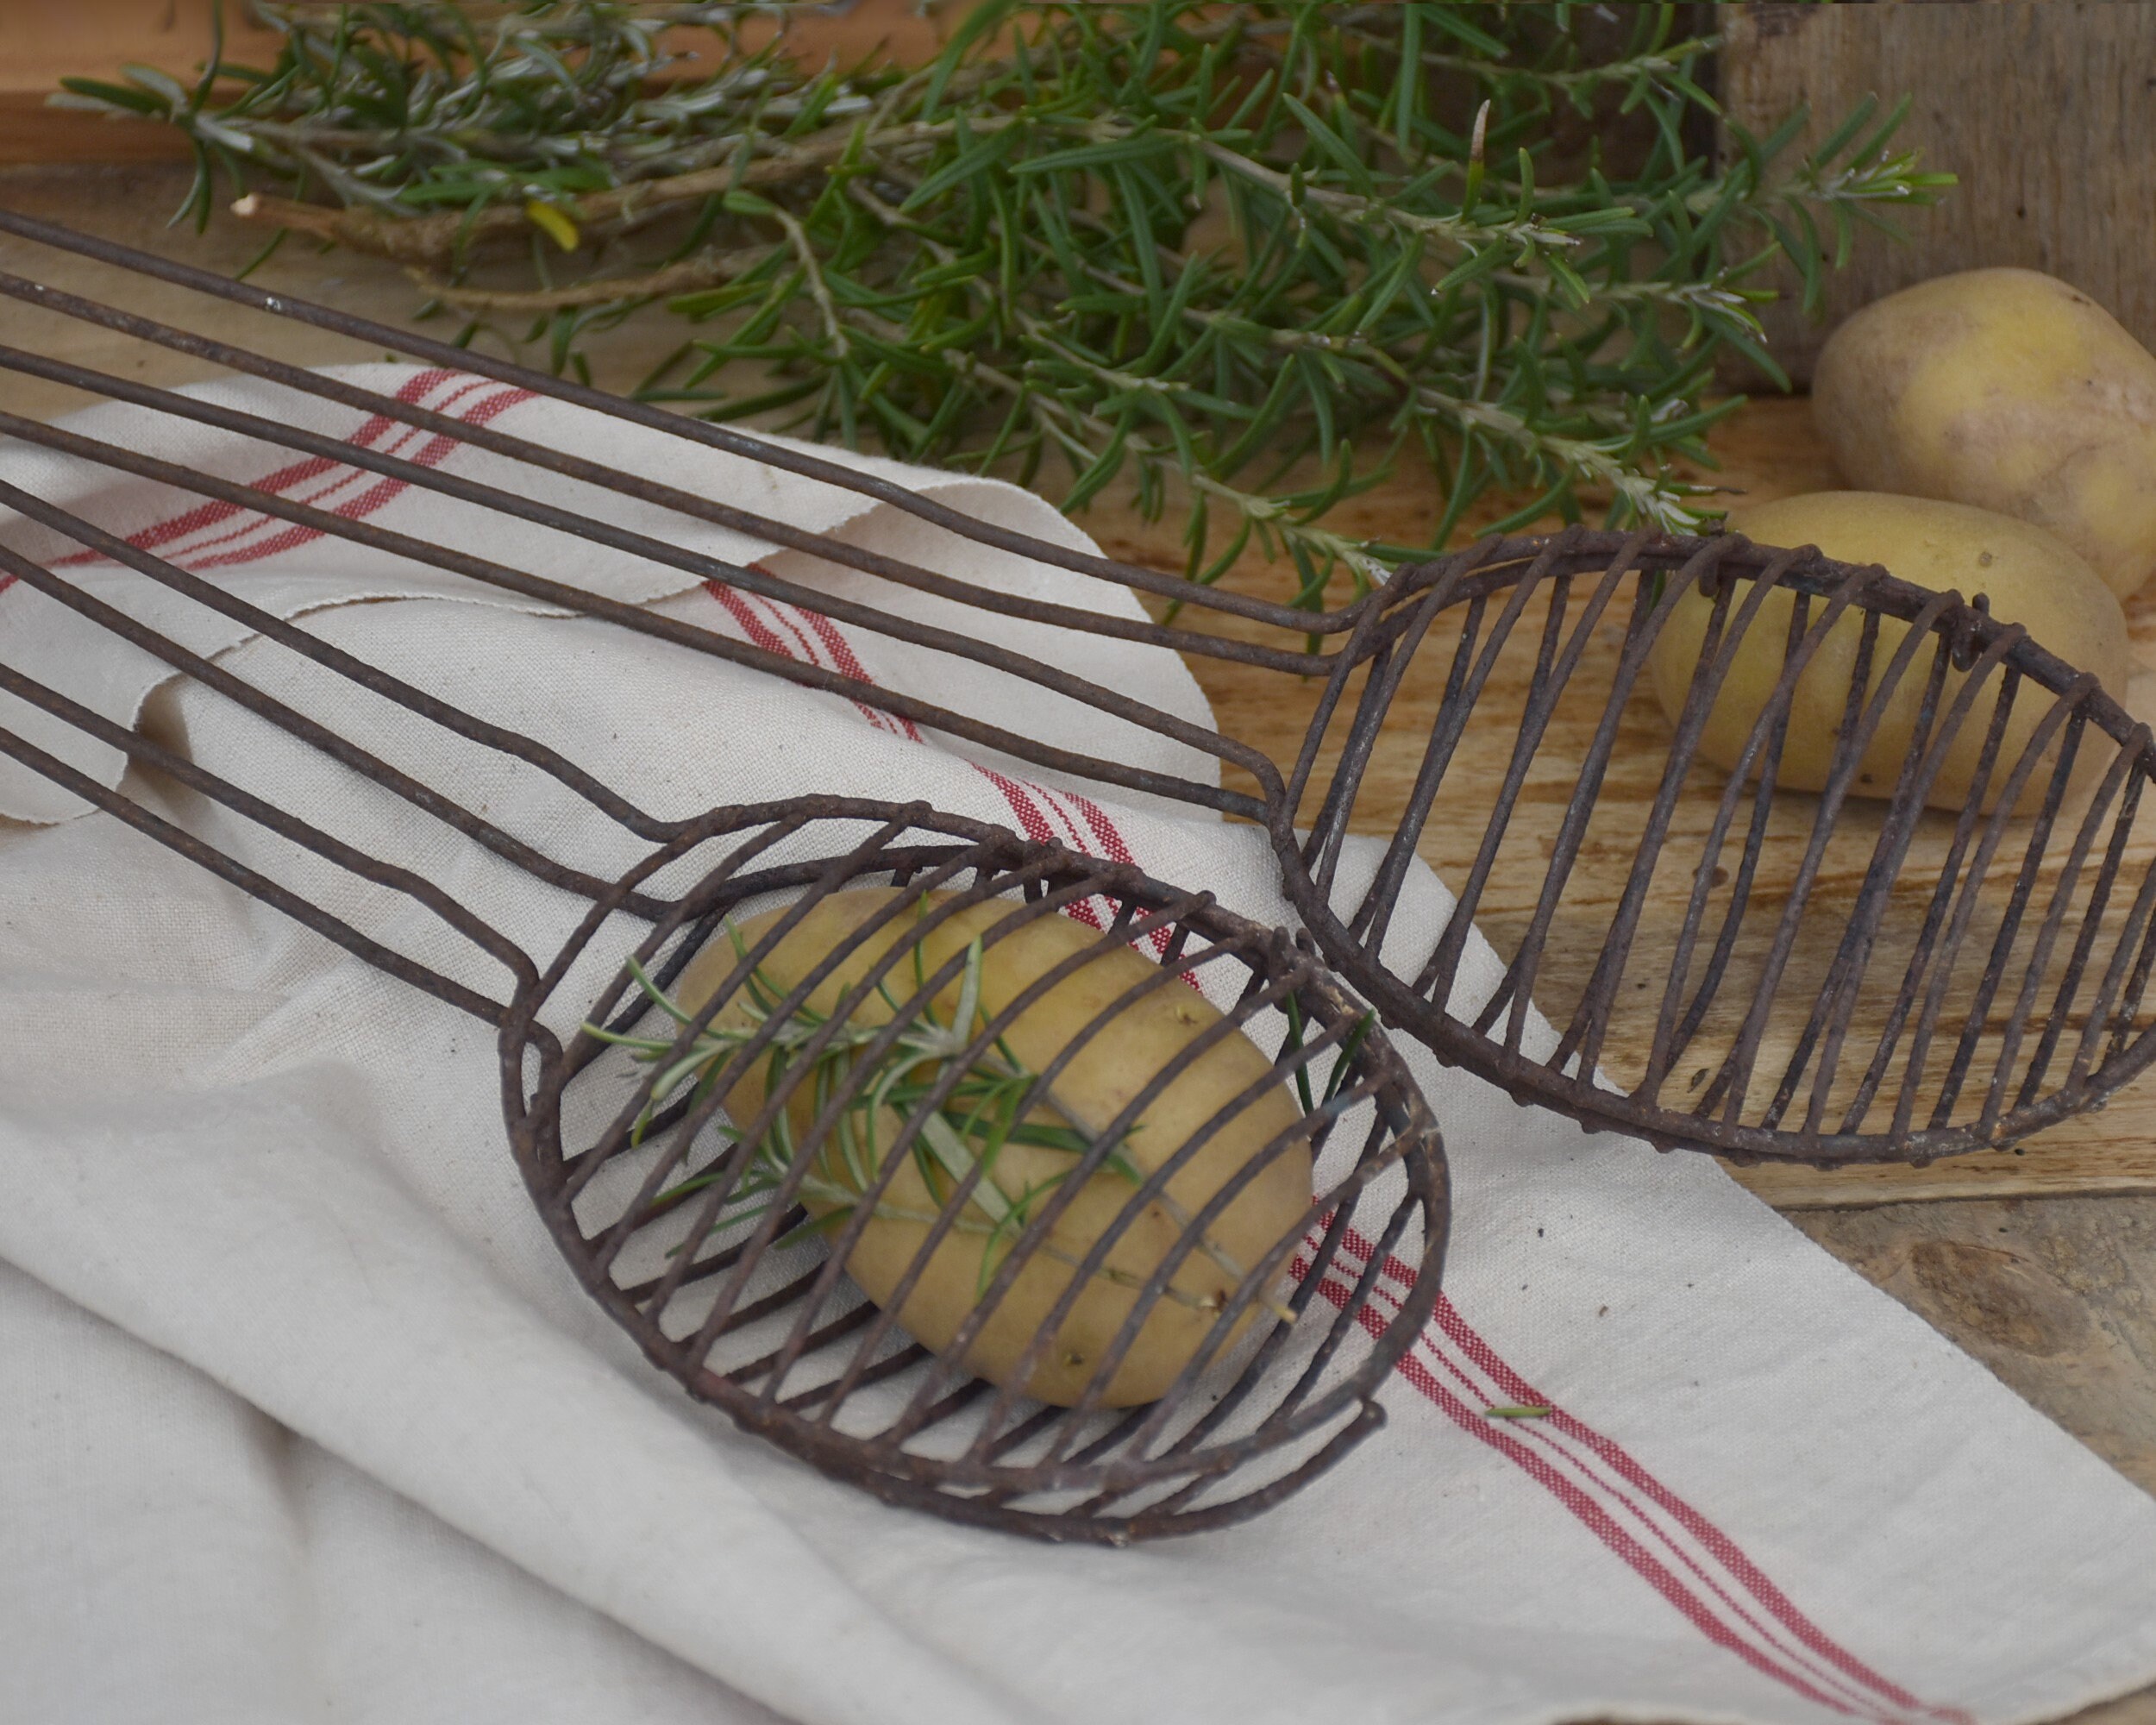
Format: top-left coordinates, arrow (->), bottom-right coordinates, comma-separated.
66,2 -> 1951,605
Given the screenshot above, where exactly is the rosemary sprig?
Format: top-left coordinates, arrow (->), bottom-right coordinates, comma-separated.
582,921 -> 1294,1320
57,3 -> 1951,606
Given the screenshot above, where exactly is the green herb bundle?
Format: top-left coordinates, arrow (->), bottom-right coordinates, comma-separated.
57,2 -> 1950,605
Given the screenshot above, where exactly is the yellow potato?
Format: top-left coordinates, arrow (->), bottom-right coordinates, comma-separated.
674,889 -> 1310,1407
1814,268 -> 2156,599
1646,492 -> 2128,812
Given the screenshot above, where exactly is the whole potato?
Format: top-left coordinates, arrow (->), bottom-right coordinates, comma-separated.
674,889 -> 1310,1407
1814,268 -> 2156,599
1646,492 -> 2128,812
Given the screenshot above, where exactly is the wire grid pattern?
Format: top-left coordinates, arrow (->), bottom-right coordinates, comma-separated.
506,802 -> 1445,1540
1282,538 -> 2156,1164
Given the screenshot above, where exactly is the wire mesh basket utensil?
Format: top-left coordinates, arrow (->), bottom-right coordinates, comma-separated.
506,799 -> 1446,1540
1280,534 -> 2156,1166
2,205 -> 2153,1530
0,207 -> 1456,1539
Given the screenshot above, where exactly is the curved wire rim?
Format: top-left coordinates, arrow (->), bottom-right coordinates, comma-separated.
494,797 -> 1451,1542
1273,533 -> 2156,1164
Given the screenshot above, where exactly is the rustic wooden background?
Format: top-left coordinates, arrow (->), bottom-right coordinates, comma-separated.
1719,2 -> 2156,384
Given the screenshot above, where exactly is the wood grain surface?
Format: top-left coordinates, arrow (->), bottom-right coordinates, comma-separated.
1720,1 -> 2156,386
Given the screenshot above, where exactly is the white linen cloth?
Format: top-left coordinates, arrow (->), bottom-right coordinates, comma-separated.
3,365 -> 2154,1725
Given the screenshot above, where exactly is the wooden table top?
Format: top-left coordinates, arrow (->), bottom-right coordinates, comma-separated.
2,161 -> 2150,1717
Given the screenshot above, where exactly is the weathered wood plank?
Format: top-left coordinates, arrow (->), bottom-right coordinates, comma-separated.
1719,1 -> 2156,385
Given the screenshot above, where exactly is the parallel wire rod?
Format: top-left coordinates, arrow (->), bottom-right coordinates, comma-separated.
1344,586 -> 1492,958
1833,677 -> 2022,1134
0,408 -> 1257,820
0,487 -> 678,913
1884,681 -> 2082,1141
1701,604 -> 1904,1124
2007,751 -> 2144,1113
0,717 -> 507,1026
0,349 -> 1281,805
1770,635 -> 1974,1137
0,204 -> 1364,635
1405,537 -> 1589,1013
0,271 -> 1330,678
1929,699 -> 2097,1132
1530,536 -> 1737,1076
1633,551 -> 1808,1101
1975,712 -> 2125,1133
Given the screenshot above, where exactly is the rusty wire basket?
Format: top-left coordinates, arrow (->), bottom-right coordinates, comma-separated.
1283,533 -> 2156,1165
507,799 -> 1445,1540
3,205 -> 2155,1531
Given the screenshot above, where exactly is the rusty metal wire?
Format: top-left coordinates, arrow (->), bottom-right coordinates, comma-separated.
0,207 -> 1453,1538
2,206 -> 2153,1527
506,800 -> 1445,1539
1282,537 -> 2156,1164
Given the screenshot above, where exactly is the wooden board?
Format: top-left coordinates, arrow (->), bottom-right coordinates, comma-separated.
1719,1 -> 2156,386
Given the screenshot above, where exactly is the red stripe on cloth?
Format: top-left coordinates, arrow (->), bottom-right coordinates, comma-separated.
1329,1225 -> 1965,1724
969,766 -> 1110,932
182,383 -> 538,571
41,367 -> 461,575
1342,1264 -> 1903,1721
754,596 -> 903,737
703,580 -> 792,656
961,772 -> 1194,980
1065,787 -> 1134,864
703,592 -> 1183,963
157,378 -> 496,568
108,378 -> 496,574
18,376 -> 536,592
703,580 -> 900,735
1307,1270 -> 1871,1718
739,587 -> 828,674
717,563 -> 918,738
792,600 -> 924,742
1055,784 -> 1175,960
993,779 -> 1190,973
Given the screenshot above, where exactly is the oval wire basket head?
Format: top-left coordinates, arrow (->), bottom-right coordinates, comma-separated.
498,799 -> 1449,1542
1276,526 -> 2156,1167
